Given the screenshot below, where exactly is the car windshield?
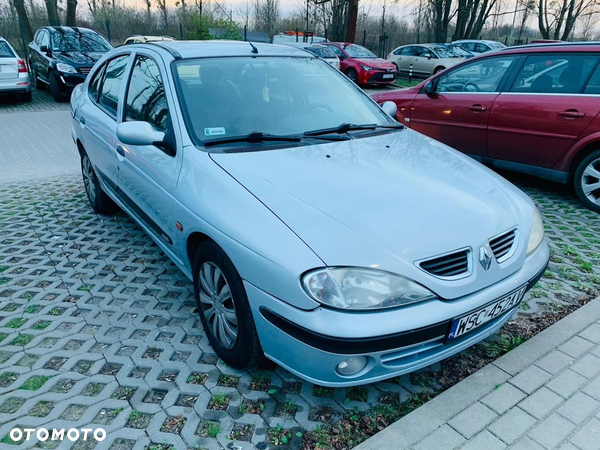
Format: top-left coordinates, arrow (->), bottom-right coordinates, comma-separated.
429,46 -> 455,58
51,30 -> 113,52
344,44 -> 377,59
305,46 -> 336,59
488,42 -> 506,49
174,56 -> 393,146
0,41 -> 14,58
448,45 -> 471,57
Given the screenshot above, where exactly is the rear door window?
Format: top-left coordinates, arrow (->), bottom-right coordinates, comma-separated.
584,63 -> 600,95
510,54 -> 599,94
98,55 -> 129,118
0,41 -> 14,58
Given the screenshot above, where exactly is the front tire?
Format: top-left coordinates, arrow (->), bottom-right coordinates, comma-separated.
193,241 -> 262,369
49,72 -> 69,102
346,68 -> 358,84
81,152 -> 117,215
574,149 -> 600,213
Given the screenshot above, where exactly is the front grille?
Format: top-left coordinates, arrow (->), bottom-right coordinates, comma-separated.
78,67 -> 91,75
489,229 -> 517,262
420,249 -> 470,278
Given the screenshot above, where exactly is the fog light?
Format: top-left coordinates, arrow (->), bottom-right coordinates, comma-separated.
336,356 -> 368,376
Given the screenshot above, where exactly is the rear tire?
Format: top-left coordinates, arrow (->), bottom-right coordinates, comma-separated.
193,241 -> 263,370
81,152 -> 117,215
346,68 -> 358,84
433,66 -> 445,75
573,149 -> 600,213
49,72 -> 69,102
21,91 -> 32,102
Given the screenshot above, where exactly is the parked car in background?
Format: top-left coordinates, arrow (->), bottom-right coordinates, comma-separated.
284,42 -> 340,69
388,43 -> 465,77
124,35 -> 175,45
437,43 -> 475,59
371,42 -> 600,212
71,40 -> 548,386
322,42 -> 397,85
452,39 -> 506,54
272,32 -> 328,45
0,36 -> 31,102
29,26 -> 113,102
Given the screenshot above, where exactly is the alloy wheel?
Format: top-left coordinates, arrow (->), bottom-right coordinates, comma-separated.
581,157 -> 600,206
82,156 -> 96,204
199,262 -> 238,349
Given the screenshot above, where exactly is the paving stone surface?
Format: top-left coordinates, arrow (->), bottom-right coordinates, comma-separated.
355,297 -> 600,450
0,89 -> 69,115
1,105 -> 599,449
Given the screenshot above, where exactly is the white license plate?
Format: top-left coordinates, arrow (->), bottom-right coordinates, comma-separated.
448,285 -> 527,340
382,74 -> 394,79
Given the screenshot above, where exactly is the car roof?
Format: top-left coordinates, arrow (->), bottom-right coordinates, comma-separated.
43,26 -> 97,34
141,40 -> 315,59
500,41 -> 600,53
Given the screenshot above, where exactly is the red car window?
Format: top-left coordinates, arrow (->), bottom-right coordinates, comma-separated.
437,56 -> 516,93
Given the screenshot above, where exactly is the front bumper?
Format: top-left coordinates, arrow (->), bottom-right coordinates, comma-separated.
248,241 -> 549,387
56,72 -> 86,90
361,70 -> 397,85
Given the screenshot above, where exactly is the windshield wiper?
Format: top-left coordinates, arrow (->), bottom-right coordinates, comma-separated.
203,131 -> 350,147
304,123 -> 404,137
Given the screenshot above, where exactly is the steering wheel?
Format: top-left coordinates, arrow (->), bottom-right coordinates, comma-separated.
464,82 -> 481,92
298,103 -> 334,114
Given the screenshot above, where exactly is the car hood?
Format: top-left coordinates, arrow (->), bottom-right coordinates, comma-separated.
355,58 -> 396,69
210,130 -> 535,299
54,51 -> 105,67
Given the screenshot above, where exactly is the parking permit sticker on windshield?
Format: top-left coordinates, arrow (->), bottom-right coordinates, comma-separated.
204,127 -> 226,136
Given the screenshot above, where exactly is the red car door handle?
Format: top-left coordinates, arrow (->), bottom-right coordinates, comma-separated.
559,110 -> 585,118
468,104 -> 487,112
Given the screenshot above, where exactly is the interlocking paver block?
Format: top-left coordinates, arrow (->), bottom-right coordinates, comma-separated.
481,383 -> 527,415
509,366 -> 552,394
528,413 -> 577,449
557,392 -> 600,425
488,407 -> 537,444
412,425 -> 465,450
459,430 -> 506,450
559,336 -> 596,358
509,436 -> 546,450
518,387 -> 563,420
535,350 -> 574,375
547,369 -> 588,398
579,323 -> 600,344
571,354 -> 600,379
569,417 -> 600,450
448,402 -> 497,439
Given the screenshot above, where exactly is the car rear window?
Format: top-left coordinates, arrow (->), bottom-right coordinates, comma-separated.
0,41 -> 15,58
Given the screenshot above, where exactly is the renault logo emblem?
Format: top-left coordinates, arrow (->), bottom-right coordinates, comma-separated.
479,247 -> 493,270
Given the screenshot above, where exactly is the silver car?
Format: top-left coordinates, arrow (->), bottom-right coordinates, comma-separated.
0,37 -> 31,101
70,41 -> 549,387
388,43 -> 464,76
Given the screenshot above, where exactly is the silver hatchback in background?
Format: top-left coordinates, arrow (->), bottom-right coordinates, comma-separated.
0,37 -> 31,102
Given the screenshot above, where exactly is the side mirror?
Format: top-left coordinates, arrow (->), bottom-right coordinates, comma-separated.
424,53 -> 432,60
337,54 -> 345,61
117,121 -> 166,147
381,101 -> 397,118
425,81 -> 437,96
40,45 -> 50,54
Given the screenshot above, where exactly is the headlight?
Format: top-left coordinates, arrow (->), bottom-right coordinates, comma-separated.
360,65 -> 373,71
56,63 -> 77,74
302,267 -> 436,310
526,207 -> 544,255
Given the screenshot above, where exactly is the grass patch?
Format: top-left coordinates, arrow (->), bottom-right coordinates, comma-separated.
19,375 -> 52,390
9,334 -> 33,346
4,318 -> 27,329
32,320 -> 51,330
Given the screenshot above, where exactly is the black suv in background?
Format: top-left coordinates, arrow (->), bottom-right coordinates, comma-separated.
28,26 -> 113,102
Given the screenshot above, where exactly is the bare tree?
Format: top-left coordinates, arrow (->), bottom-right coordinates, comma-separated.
453,0 -> 499,40
538,0 -> 599,40
254,0 -> 280,35
156,0 -> 168,28
66,0 -> 78,25
428,0 -> 453,42
11,0 -> 34,43
44,0 -> 60,25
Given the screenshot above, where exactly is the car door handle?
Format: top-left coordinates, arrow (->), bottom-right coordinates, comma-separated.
80,116 -> 85,125
116,145 -> 125,157
559,110 -> 585,118
468,104 -> 487,112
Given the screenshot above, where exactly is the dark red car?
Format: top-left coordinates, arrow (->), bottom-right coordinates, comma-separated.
372,42 -> 600,212
322,42 -> 397,86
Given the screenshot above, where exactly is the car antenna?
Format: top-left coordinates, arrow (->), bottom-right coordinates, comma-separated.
249,41 -> 258,54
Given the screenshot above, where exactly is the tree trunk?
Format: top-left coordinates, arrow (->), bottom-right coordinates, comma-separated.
345,0 -> 359,43
44,0 -> 60,26
66,0 -> 78,26
11,0 -> 34,43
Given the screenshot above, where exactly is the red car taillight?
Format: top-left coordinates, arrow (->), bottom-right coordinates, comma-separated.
17,60 -> 27,73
